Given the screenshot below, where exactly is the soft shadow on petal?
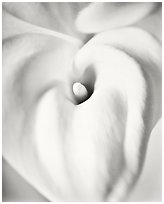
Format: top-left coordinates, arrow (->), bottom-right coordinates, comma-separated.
3,2 -> 90,39
2,159 -> 49,201
134,5 -> 162,42
3,9 -> 82,45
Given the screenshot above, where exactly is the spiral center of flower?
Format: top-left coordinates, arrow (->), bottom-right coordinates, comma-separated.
72,67 -> 96,105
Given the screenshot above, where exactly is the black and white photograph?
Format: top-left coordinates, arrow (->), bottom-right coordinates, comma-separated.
2,2 -> 162,202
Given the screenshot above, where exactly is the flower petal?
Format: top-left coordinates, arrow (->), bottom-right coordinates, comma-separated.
76,2 -> 160,33
3,33 -> 79,201
3,2 -> 90,38
3,9 -> 81,45
83,27 -> 161,201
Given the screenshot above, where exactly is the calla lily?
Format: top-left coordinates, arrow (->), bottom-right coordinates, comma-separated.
3,2 -> 161,201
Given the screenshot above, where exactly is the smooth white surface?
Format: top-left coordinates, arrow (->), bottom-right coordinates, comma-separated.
2,1 -> 161,202
2,120 -> 161,201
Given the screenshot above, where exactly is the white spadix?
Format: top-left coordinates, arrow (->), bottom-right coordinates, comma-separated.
73,82 -> 88,101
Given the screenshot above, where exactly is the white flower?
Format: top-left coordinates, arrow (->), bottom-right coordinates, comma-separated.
3,2 -> 161,202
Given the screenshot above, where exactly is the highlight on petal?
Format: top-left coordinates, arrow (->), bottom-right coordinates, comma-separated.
80,28 -> 161,201
87,27 -> 161,127
74,28 -> 161,200
76,2 -> 160,33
